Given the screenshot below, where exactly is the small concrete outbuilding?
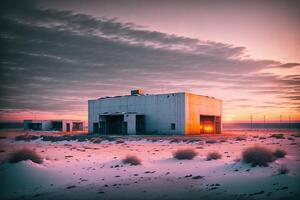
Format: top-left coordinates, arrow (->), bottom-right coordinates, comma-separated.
88,90 -> 222,135
24,120 -> 84,132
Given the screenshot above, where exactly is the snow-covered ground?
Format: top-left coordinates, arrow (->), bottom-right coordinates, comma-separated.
0,130 -> 299,200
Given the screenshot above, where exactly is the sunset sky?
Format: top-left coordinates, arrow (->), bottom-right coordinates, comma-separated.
0,0 -> 299,123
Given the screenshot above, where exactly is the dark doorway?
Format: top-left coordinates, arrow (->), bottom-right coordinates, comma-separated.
73,122 -> 83,131
29,123 -> 42,130
99,121 -> 105,134
200,115 -> 215,134
93,122 -> 99,133
66,123 -> 70,132
99,115 -> 127,135
105,115 -> 126,135
136,115 -> 145,135
52,121 -> 62,131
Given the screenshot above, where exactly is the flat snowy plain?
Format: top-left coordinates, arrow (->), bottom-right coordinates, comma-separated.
0,130 -> 299,200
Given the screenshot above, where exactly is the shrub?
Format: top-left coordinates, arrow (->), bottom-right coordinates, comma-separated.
292,133 -> 300,137
206,151 -> 222,161
273,149 -> 287,159
219,139 -> 227,143
236,136 -> 246,141
150,138 -> 158,142
15,135 -> 39,141
187,138 -> 200,143
278,165 -> 289,174
90,137 -> 102,143
8,148 -> 43,164
206,139 -> 217,144
242,145 -> 274,167
102,136 -> 115,142
170,138 -> 181,143
173,148 -> 197,160
122,155 -> 141,165
270,133 -> 284,139
115,139 -> 125,144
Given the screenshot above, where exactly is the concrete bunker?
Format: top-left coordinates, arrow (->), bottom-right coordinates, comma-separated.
24,120 -> 84,132
88,90 -> 222,135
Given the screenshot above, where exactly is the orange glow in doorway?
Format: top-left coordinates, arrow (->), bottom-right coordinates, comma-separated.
204,126 -> 213,132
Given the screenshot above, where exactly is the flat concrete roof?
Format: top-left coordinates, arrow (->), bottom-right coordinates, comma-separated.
91,91 -> 221,101
99,112 -> 144,116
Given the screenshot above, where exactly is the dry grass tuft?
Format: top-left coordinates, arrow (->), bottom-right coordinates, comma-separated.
170,138 -> 181,143
292,133 -> 300,137
115,139 -> 125,144
242,145 -> 274,167
273,149 -> 287,159
219,139 -> 227,143
206,139 -> 217,144
173,148 -> 197,160
90,137 -> 102,143
270,133 -> 285,139
236,136 -> 246,141
8,148 -> 43,164
15,135 -> 39,141
206,151 -> 222,161
122,155 -> 141,165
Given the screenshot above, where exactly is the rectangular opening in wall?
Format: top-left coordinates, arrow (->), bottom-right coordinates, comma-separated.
171,123 -> 176,130
66,123 -> 70,132
29,123 -> 42,130
99,115 -> 126,135
200,115 -> 215,134
99,121 -> 105,134
73,122 -> 83,131
136,115 -> 145,135
52,121 -> 62,131
93,122 -> 99,134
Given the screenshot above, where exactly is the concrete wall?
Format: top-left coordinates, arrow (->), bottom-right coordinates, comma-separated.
42,121 -> 52,131
184,93 -> 222,135
24,120 -> 32,130
24,120 -> 49,130
124,114 -> 136,135
24,120 -> 84,132
88,93 -> 186,134
62,120 -> 84,132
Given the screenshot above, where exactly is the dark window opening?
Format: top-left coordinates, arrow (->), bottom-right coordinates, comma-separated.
136,115 -> 145,135
93,122 -> 99,133
52,122 -> 62,131
29,123 -> 42,130
73,122 -> 83,131
66,123 -> 70,132
171,123 -> 176,130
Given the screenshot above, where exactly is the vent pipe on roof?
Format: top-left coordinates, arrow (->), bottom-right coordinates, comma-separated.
131,89 -> 144,96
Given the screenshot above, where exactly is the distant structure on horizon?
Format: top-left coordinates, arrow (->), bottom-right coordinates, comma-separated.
24,119 -> 84,132
88,90 -> 222,135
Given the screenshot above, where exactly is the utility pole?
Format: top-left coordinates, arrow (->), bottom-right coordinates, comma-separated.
289,115 -> 291,129
263,115 -> 266,129
250,114 -> 253,130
